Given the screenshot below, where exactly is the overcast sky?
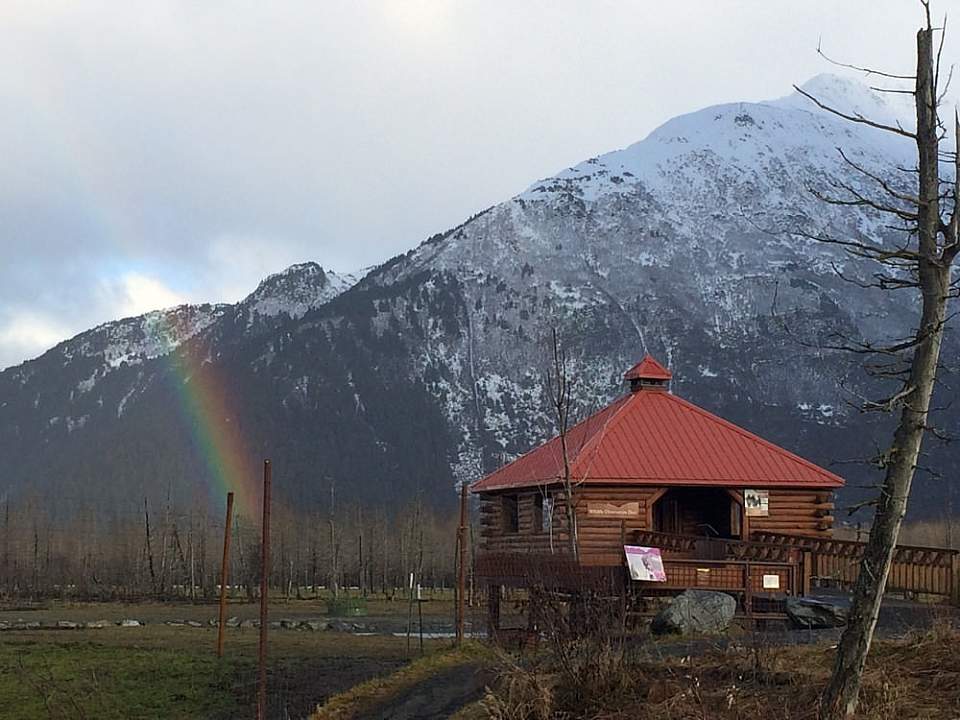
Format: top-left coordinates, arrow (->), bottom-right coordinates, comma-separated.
0,1 -> 949,369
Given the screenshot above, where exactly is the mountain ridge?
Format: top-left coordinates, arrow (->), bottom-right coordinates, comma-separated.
0,74 -> 955,521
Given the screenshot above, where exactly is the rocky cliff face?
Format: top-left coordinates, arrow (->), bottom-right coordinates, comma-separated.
0,75 -> 954,520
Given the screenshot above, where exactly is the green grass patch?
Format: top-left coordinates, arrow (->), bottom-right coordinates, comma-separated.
0,638 -> 248,720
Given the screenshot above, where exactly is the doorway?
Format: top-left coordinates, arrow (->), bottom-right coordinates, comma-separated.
652,488 -> 742,539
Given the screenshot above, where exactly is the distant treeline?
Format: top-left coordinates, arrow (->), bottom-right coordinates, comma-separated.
0,494 -> 466,601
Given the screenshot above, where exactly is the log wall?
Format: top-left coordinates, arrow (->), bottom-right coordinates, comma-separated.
477,486 -> 835,567
747,490 -> 834,537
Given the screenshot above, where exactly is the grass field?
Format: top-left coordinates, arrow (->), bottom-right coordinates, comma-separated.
0,597 -> 454,719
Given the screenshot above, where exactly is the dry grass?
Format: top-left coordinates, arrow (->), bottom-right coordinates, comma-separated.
897,520 -> 959,550
835,520 -> 959,550
481,623 -> 960,719
310,642 -> 492,720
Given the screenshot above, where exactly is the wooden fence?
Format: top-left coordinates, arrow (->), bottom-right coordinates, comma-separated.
751,531 -> 960,604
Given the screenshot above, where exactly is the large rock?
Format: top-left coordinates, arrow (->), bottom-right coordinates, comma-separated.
651,590 -> 737,635
785,597 -> 847,629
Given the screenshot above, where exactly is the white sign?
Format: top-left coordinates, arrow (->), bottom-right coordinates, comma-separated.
624,545 -> 667,582
762,574 -> 781,590
744,489 -> 769,517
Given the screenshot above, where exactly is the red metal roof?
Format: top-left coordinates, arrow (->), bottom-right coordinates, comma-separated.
624,354 -> 672,381
471,360 -> 844,493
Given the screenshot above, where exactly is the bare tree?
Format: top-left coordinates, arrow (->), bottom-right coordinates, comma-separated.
545,327 -> 579,560
796,4 -> 959,716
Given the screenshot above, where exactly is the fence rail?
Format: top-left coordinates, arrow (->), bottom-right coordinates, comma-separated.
750,531 -> 960,603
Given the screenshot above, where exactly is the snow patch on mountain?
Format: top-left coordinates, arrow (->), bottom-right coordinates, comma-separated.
66,304 -> 228,372
243,262 -> 369,320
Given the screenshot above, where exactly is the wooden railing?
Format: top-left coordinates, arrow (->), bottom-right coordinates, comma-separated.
751,531 -> 960,603
652,558 -> 799,607
629,529 -> 801,564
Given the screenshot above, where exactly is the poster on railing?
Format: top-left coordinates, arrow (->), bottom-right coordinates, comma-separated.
624,545 -> 667,582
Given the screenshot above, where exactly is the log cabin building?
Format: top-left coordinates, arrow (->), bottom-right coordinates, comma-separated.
470,356 -> 845,622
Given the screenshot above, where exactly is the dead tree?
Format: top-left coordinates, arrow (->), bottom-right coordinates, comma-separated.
545,327 -> 579,560
795,4 -> 959,716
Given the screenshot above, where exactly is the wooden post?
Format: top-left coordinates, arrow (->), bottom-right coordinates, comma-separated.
487,584 -> 500,641
216,492 -> 235,658
257,461 -> 272,720
456,483 -> 467,646
743,561 -> 752,619
802,550 -> 813,597
951,553 -> 960,607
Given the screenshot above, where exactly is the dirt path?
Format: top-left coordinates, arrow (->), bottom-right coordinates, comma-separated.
357,662 -> 491,720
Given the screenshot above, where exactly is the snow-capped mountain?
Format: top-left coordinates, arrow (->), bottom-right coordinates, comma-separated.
242,262 -> 370,321
0,75 -> 954,518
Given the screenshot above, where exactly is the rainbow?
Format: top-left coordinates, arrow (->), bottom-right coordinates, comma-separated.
20,80 -> 267,517
157,312 -> 264,518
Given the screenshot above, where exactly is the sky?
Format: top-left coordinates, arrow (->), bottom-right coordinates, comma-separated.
0,1 -> 950,369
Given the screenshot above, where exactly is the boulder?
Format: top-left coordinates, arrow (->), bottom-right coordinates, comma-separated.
785,597 -> 847,629
119,619 -> 141,627
225,616 -> 241,628
56,621 -> 80,630
651,590 -> 737,635
301,620 -> 325,632
86,620 -> 110,629
240,619 -> 257,629
279,618 -> 298,629
186,620 -> 203,628
327,620 -> 355,633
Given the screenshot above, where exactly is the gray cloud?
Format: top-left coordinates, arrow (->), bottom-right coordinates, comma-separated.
0,0 -> 945,368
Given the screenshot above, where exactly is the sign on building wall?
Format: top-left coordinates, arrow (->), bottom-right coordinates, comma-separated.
587,501 -> 640,517
541,496 -> 554,533
744,489 -> 769,517
624,545 -> 667,582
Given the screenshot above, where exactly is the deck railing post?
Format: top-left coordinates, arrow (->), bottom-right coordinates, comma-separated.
951,553 -> 960,607
802,550 -> 812,596
744,561 -> 752,619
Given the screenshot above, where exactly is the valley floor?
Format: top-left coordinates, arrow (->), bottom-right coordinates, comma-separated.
1,597 -> 957,719
0,596 -> 456,719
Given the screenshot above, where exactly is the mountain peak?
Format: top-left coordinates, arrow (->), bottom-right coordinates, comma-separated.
243,262 -> 363,320
776,72 -> 915,130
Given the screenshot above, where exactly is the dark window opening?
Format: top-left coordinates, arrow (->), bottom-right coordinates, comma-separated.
532,494 -> 543,533
502,495 -> 519,533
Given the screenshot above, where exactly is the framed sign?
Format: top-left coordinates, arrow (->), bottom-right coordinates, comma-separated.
588,501 -> 640,518
744,489 -> 769,517
624,545 -> 667,582
762,574 -> 781,590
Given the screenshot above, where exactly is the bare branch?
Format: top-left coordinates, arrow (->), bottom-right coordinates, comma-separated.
815,38 -> 916,81
793,85 -> 918,139
836,148 -> 920,206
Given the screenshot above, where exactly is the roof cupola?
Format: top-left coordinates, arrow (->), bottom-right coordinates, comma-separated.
624,355 -> 672,392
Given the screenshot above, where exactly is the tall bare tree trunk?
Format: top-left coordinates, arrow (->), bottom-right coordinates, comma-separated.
821,22 -> 954,717
143,497 -> 157,597
547,328 -> 579,560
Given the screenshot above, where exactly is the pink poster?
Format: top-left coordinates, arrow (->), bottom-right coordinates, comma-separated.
624,545 -> 667,582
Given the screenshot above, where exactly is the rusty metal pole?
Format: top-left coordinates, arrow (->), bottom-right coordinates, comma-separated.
257,460 -> 272,720
216,492 -> 235,658
456,483 -> 467,646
